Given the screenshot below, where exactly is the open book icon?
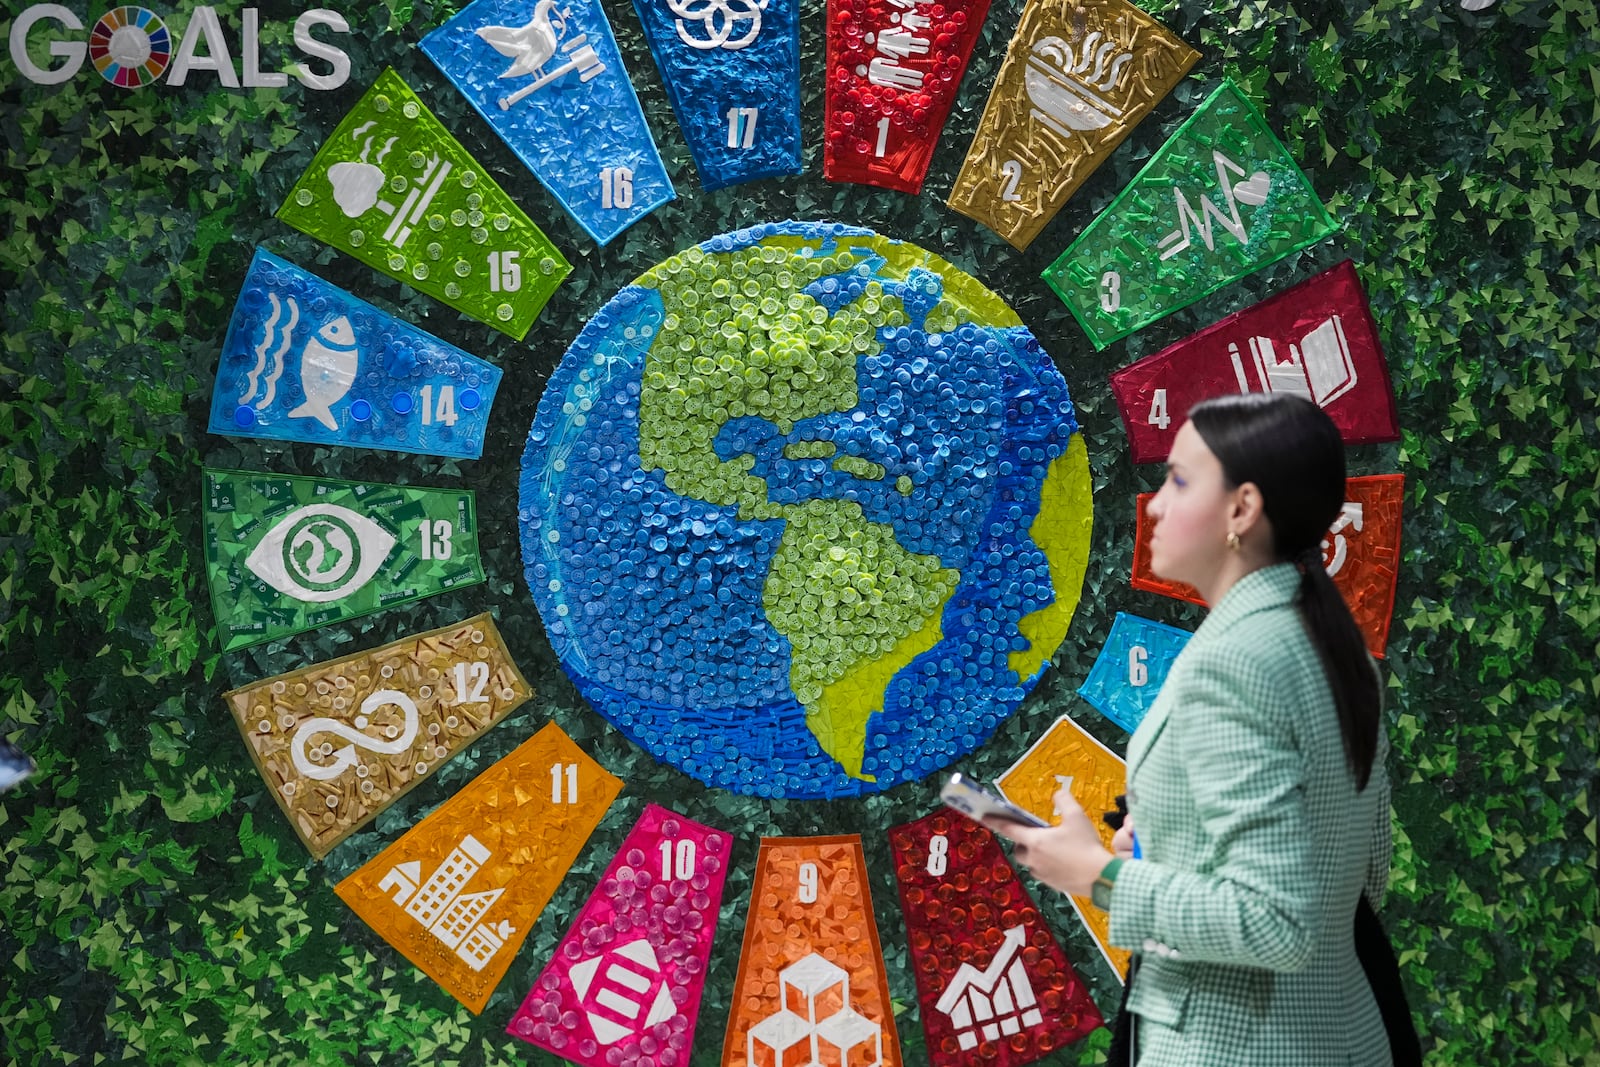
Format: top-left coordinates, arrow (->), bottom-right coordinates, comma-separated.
1228,315 -> 1357,408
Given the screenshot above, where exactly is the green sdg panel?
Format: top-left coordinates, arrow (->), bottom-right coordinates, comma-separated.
277,68 -> 570,340
1042,79 -> 1338,350
203,470 -> 484,651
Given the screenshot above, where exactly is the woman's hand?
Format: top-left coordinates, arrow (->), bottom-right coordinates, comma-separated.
984,784 -> 1114,898
1112,815 -> 1137,860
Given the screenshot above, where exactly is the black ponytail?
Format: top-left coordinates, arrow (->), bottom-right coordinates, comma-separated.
1188,394 -> 1381,790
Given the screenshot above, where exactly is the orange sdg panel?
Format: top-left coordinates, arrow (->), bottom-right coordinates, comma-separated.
335,721 -> 623,1013
722,835 -> 902,1067
1130,473 -> 1404,657
996,715 -> 1130,981
224,613 -> 532,858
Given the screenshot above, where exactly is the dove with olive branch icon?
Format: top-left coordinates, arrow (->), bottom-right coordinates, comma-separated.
477,0 -> 608,110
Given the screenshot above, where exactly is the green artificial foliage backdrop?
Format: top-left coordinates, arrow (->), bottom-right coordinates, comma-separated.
2,0 -> 1596,1063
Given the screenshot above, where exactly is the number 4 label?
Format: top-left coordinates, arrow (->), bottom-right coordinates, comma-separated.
1148,388 -> 1171,430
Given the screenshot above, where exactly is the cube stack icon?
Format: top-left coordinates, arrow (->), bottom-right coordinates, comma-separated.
747,953 -> 884,1067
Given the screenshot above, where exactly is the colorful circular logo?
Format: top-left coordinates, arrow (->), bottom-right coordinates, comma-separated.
519,221 -> 1093,798
88,7 -> 172,88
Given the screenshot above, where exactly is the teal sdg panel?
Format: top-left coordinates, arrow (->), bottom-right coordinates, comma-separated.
1076,611 -> 1191,733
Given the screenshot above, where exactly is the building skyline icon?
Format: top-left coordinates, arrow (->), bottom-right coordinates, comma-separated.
378,833 -> 516,972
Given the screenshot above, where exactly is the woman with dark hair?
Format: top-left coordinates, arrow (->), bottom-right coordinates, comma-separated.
988,393 -> 1399,1066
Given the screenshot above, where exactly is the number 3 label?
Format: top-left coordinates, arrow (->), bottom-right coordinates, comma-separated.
1100,271 -> 1122,313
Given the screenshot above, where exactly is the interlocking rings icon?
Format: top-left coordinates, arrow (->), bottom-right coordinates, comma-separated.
667,0 -> 767,50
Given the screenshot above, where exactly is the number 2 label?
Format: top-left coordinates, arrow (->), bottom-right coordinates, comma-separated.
999,160 -> 1023,202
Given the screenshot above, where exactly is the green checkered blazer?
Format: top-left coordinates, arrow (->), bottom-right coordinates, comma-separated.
1108,564 -> 1394,1067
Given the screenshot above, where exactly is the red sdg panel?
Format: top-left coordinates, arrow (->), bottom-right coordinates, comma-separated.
824,0 -> 991,193
1111,261 -> 1399,465
889,811 -> 1102,1065
1131,473 -> 1405,657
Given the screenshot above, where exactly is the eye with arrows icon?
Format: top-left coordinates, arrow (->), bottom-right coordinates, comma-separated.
245,503 -> 396,602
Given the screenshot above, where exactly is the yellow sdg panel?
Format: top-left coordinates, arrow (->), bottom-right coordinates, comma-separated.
997,714 -> 1131,981
224,613 -> 533,859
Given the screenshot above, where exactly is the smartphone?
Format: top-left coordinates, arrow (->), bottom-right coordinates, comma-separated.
941,773 -> 1050,828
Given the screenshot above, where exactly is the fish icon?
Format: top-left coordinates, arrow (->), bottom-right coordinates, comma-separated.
288,316 -> 360,431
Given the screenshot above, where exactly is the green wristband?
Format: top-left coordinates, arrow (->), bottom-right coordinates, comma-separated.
1092,857 -> 1123,911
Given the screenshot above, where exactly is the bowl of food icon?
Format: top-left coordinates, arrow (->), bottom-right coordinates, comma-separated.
1024,35 -> 1129,137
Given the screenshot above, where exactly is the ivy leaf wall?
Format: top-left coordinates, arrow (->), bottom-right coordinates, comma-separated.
1,0 -> 1596,1063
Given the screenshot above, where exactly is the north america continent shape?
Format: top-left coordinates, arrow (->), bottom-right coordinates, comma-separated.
519,221 -> 1092,798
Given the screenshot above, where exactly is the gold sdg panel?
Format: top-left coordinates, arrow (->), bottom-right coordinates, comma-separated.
224,613 -> 533,858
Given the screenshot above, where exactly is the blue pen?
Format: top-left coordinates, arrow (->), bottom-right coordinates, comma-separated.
1132,831 -> 1143,860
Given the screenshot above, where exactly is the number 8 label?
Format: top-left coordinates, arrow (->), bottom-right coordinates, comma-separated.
926,834 -> 949,876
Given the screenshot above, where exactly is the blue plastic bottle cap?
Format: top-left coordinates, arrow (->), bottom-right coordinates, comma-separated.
349,399 -> 373,422
233,405 -> 256,428
391,392 -> 414,415
459,388 -> 481,411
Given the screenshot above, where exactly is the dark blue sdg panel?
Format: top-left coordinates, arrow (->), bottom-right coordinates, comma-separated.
520,221 -> 1094,798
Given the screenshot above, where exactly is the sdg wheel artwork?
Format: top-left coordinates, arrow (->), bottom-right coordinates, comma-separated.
519,221 -> 1094,799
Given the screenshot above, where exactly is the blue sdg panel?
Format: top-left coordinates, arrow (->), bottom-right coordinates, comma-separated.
630,0 -> 801,190
518,221 -> 1095,799
423,0 -> 675,247
1077,611 -> 1192,734
208,249 -> 503,459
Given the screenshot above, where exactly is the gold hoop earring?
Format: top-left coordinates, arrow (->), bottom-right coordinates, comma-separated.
1226,531 -> 1241,552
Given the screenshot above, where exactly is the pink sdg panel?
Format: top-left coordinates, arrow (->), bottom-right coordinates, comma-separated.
1111,260 -> 1398,464
507,804 -> 730,1065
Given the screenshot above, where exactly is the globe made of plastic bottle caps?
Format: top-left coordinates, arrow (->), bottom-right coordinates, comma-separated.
519,221 -> 1092,798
